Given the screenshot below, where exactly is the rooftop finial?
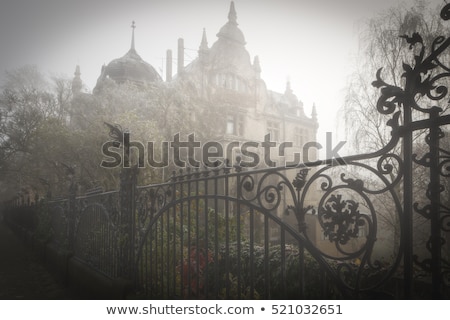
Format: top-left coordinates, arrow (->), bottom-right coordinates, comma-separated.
74,65 -> 81,77
312,103 -> 318,120
199,29 -> 209,65
131,21 -> 136,51
285,79 -> 293,95
228,1 -> 237,24
200,28 -> 208,50
72,65 -> 82,94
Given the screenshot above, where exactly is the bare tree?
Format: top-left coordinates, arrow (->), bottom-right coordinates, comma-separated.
0,66 -> 65,200
342,0 -> 449,154
338,0 -> 450,261
0,66 -> 104,200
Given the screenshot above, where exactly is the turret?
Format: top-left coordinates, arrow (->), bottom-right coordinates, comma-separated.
72,65 -> 82,95
198,28 -> 209,65
253,56 -> 261,79
312,103 -> 318,122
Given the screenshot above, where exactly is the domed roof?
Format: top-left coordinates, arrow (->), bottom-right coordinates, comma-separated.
94,22 -> 161,91
102,48 -> 161,84
206,2 -> 253,77
216,1 -> 246,46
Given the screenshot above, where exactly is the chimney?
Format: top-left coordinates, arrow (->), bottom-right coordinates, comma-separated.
166,49 -> 172,81
177,38 -> 184,75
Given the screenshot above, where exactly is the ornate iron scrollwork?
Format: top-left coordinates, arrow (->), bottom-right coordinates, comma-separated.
369,3 -> 450,298
319,194 -> 365,245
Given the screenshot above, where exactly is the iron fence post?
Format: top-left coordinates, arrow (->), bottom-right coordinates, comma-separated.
429,108 -> 442,299
67,174 -> 77,252
403,104 -> 414,299
119,166 -> 138,281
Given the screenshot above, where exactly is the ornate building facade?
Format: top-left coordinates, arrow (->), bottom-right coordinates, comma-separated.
73,1 -> 319,167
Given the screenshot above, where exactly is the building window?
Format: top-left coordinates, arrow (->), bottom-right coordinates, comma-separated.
220,74 -> 233,89
267,121 -> 280,142
294,127 -> 307,147
229,74 -> 234,90
214,74 -> 220,86
226,115 -> 236,135
238,117 -> 244,136
214,73 -> 248,92
214,74 -> 228,88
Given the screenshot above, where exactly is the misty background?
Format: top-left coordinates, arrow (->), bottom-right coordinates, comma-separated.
1,0 -> 443,155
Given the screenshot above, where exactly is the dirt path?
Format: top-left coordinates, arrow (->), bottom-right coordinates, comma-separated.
0,222 -> 78,299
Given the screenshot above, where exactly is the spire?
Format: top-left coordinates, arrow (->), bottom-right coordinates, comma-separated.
216,1 -> 246,45
130,21 -> 136,52
285,80 -> 293,95
312,103 -> 318,120
123,20 -> 145,60
74,65 -> 81,77
228,1 -> 237,25
72,65 -> 82,94
199,28 -> 208,51
199,28 -> 209,65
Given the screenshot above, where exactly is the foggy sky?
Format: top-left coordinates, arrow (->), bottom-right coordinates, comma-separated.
0,0 -> 446,149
